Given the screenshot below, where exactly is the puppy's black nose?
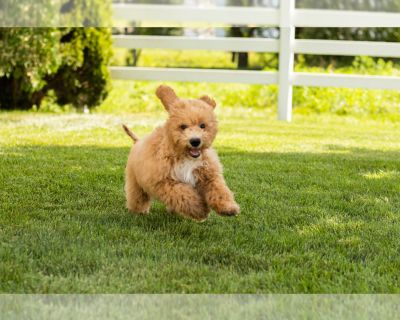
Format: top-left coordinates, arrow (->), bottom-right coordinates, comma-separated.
190,138 -> 201,147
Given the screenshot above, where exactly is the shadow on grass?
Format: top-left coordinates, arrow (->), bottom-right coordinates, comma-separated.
1,144 -> 400,292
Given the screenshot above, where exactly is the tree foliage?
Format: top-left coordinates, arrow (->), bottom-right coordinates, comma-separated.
225,0 -> 400,68
296,0 -> 400,66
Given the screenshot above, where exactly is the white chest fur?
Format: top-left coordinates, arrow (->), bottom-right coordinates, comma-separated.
172,158 -> 202,187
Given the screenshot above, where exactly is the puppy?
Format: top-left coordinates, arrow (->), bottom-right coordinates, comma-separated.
123,85 -> 240,221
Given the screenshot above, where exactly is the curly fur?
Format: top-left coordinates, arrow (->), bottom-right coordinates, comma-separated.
123,85 -> 240,221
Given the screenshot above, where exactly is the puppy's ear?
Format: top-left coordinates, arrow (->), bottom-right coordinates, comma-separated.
156,85 -> 179,111
199,95 -> 216,109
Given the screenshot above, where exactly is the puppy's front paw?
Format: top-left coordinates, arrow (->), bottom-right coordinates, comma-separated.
127,204 -> 150,215
190,202 -> 210,222
216,202 -> 240,217
172,198 -> 210,222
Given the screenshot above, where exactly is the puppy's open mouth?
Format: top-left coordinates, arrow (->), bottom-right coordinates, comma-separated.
189,148 -> 201,158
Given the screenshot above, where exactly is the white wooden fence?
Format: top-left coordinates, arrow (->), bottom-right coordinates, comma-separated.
111,1 -> 400,121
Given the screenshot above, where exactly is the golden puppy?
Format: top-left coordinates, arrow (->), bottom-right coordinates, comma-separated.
123,85 -> 239,221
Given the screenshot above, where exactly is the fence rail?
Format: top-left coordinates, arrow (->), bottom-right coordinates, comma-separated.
112,35 -> 280,53
113,4 -> 279,25
113,4 -> 400,27
110,67 -> 278,84
111,1 -> 400,121
113,35 -> 400,58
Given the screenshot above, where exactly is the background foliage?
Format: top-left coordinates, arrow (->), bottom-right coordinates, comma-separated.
2,0 -> 400,111
104,54 -> 400,118
0,28 -> 112,110
0,0 -> 112,110
296,0 -> 400,66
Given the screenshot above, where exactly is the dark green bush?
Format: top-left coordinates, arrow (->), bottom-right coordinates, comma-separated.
0,28 -> 61,110
46,28 -> 112,109
0,27 -> 112,110
0,0 -> 112,110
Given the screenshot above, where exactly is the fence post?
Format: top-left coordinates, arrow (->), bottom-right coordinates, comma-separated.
278,0 -> 295,122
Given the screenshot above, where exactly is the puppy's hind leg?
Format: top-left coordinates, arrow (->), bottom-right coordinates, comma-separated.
125,171 -> 151,214
155,180 -> 210,222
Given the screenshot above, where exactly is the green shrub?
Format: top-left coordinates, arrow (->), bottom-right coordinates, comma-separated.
46,28 -> 112,109
0,27 -> 112,110
0,28 -> 60,110
0,0 -> 112,110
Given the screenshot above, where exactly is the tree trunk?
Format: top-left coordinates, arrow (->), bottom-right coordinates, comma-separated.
237,52 -> 249,69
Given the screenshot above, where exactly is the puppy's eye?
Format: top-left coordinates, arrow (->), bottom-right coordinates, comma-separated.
200,123 -> 206,129
180,124 -> 188,130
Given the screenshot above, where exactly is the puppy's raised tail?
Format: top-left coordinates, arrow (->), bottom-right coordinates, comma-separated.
122,124 -> 139,143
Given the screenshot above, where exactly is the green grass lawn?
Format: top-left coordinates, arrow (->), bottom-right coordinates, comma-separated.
1,99 -> 400,293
